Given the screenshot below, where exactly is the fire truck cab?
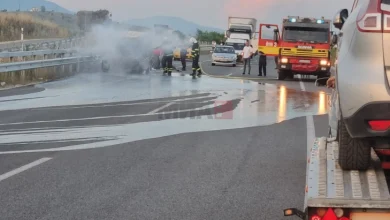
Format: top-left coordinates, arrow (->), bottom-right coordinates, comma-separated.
258,16 -> 332,80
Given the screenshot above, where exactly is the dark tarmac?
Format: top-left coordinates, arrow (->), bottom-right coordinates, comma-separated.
0,57 -> 332,220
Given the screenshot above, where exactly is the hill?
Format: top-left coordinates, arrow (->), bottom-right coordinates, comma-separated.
127,16 -> 224,35
0,13 -> 69,41
1,0 -> 72,14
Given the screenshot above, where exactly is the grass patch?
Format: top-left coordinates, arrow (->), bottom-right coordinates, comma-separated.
0,12 -> 69,41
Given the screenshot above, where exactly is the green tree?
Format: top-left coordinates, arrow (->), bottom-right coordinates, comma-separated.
76,9 -> 110,31
40,6 -> 46,12
195,29 -> 224,43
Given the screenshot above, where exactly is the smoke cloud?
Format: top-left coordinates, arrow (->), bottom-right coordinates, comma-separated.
81,23 -> 189,73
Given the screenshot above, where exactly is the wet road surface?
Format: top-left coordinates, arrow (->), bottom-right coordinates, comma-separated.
0,63 -> 332,220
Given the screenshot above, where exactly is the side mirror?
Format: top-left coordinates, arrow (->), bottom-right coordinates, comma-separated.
333,9 -> 348,30
315,77 -> 330,87
225,30 -> 231,38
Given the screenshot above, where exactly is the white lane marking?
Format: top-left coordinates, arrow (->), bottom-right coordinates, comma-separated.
147,102 -> 175,114
43,100 -> 177,110
0,157 -> 52,182
0,98 -> 220,126
298,75 -> 316,210
0,95 -> 218,126
297,75 -> 316,150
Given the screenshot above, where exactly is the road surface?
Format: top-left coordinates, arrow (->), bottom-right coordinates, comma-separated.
0,57 -> 331,220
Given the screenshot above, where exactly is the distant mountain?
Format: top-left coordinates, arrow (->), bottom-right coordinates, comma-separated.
1,0 -> 72,14
127,16 -> 224,35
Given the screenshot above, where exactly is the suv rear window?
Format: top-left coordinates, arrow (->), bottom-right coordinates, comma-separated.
383,0 -> 390,4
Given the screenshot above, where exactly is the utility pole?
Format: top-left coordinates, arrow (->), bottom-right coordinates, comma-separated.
84,13 -> 86,32
21,27 -> 24,51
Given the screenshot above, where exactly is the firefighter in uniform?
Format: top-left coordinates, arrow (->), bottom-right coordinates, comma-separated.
161,39 -> 174,76
180,47 -> 187,71
190,37 -> 201,77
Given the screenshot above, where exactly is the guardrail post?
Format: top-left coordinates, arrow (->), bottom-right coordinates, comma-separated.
33,55 -> 37,76
76,59 -> 80,73
60,54 -> 65,75
21,56 -> 26,83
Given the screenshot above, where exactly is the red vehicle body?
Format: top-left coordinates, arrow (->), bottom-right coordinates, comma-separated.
258,17 -> 332,80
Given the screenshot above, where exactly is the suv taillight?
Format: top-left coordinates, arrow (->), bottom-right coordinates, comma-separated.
356,0 -> 390,32
357,13 -> 382,31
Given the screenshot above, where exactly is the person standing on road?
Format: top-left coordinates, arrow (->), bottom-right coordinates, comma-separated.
258,51 -> 267,77
180,46 -> 187,71
190,37 -> 201,77
161,39 -> 174,76
242,40 -> 253,75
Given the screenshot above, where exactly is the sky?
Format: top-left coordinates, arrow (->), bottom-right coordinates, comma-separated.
49,0 -> 354,28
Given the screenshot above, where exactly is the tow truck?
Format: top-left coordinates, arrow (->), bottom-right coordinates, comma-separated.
258,16 -> 332,80
284,137 -> 390,219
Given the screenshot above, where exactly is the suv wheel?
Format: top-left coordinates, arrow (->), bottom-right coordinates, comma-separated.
338,119 -> 371,170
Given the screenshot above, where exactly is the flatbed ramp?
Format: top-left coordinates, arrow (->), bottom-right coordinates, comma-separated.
306,137 -> 390,209
284,137 -> 390,219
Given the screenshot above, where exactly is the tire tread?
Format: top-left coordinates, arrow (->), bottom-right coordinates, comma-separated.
338,120 -> 371,170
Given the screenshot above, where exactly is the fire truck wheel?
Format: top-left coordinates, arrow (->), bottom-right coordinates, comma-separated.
317,73 -> 329,79
277,70 -> 287,80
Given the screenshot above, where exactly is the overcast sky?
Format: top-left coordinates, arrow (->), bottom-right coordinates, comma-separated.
50,0 -> 354,28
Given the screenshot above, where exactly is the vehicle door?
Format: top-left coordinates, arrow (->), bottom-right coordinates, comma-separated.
329,0 -> 359,135
258,24 -> 280,56
381,0 -> 390,85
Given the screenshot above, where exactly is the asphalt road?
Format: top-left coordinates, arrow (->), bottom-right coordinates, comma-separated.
0,60 -> 331,220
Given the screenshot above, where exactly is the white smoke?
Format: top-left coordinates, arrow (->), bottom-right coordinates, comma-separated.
81,23 -> 189,73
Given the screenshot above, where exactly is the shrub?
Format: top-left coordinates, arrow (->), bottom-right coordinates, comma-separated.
0,13 -> 69,41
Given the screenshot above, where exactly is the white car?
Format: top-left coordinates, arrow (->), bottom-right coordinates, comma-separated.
328,0 -> 390,170
211,46 -> 237,67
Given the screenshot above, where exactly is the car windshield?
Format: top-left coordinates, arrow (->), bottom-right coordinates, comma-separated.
225,42 -> 245,50
283,26 -> 329,43
214,47 -> 235,54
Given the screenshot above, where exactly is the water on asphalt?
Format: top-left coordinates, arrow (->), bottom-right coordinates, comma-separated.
0,71 -> 329,153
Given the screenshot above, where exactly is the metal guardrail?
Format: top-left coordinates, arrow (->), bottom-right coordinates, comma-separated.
0,37 -> 85,52
0,49 -> 78,58
0,56 -> 96,73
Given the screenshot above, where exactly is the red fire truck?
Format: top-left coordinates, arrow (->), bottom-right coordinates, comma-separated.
258,16 -> 332,80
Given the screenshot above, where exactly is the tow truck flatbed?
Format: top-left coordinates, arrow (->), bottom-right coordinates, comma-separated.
306,137 -> 390,208
285,137 -> 390,219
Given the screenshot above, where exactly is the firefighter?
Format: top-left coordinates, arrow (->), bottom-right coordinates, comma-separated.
258,51 -> 267,77
190,37 -> 201,77
161,39 -> 174,76
180,46 -> 187,71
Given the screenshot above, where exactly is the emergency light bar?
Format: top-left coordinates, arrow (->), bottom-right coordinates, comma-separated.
285,16 -> 328,24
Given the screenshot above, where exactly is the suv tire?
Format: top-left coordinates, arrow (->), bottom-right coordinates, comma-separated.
338,119 -> 371,170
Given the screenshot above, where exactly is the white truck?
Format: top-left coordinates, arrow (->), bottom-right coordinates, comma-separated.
225,17 -> 257,62
284,137 -> 390,220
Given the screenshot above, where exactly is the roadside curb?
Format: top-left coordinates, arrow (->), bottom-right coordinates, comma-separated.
0,82 -> 43,91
